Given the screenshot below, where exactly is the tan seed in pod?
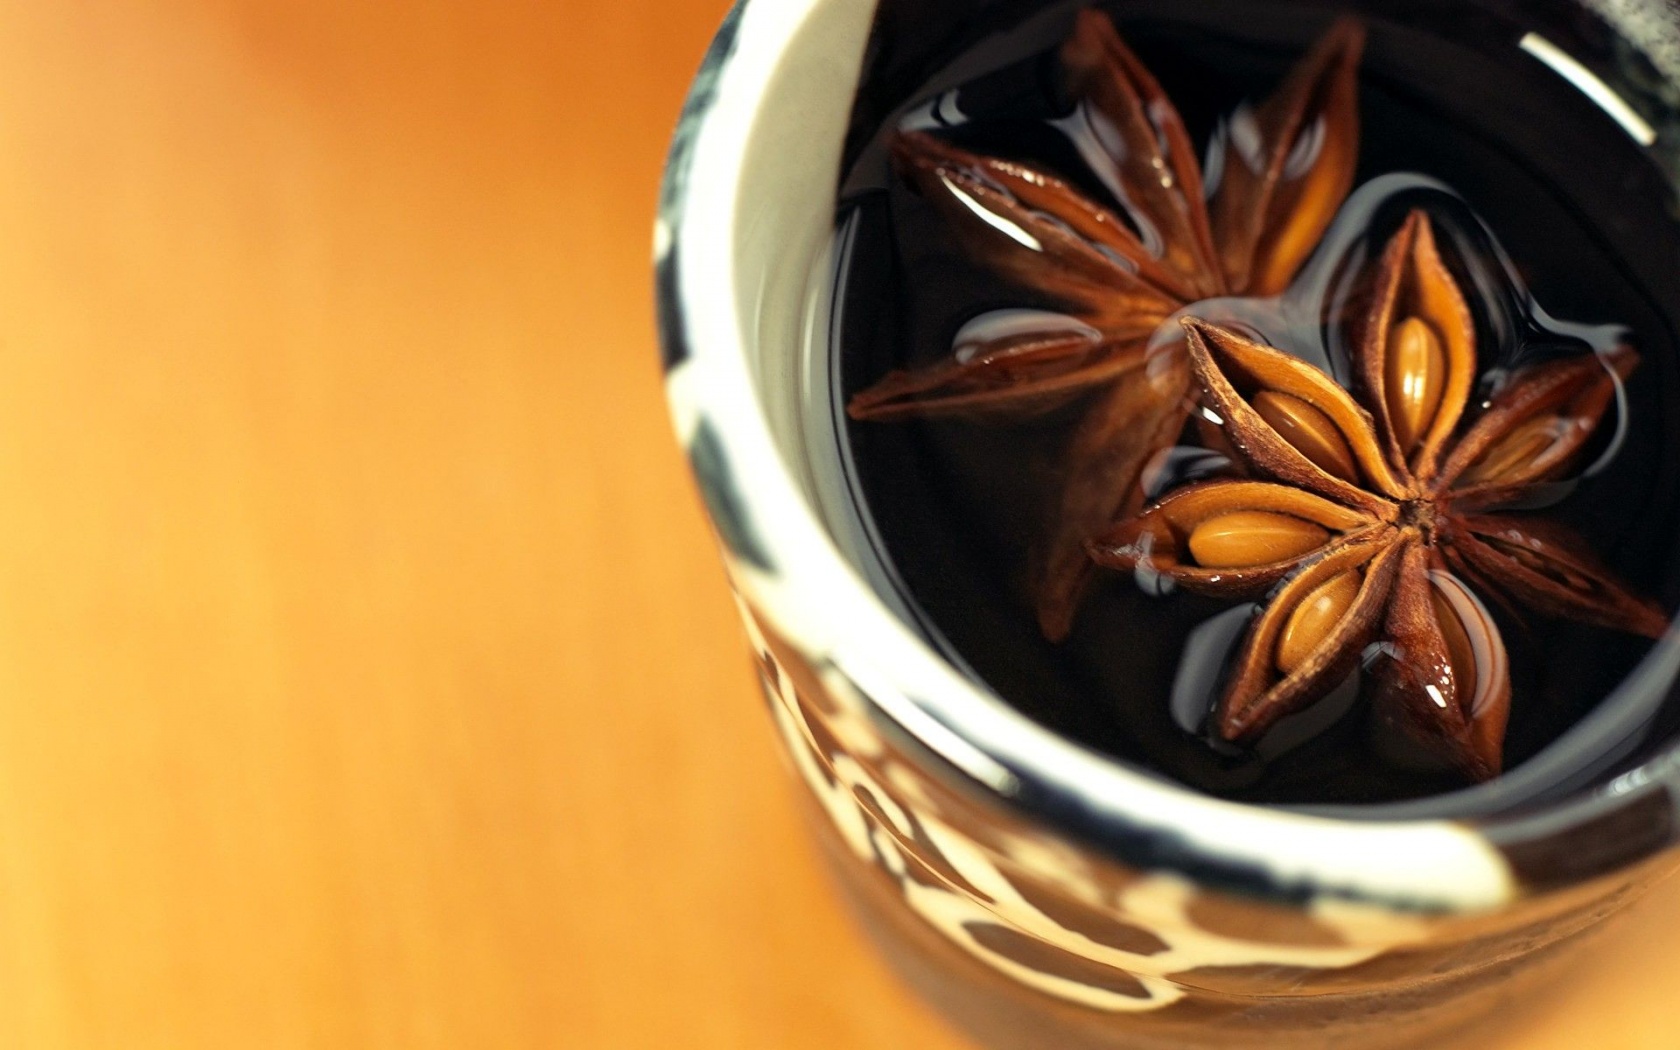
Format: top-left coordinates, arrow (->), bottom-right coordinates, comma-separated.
1459,415 -> 1564,485
1276,569 -> 1362,674
1252,391 -> 1360,482
1187,511 -> 1331,569
1431,588 -> 1477,710
1385,316 -> 1447,453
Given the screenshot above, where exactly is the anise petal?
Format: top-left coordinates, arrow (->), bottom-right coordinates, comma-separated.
1376,544 -> 1509,781
1183,319 -> 1408,510
1089,478 -> 1377,598
1449,514 -> 1668,639
1059,11 -> 1223,299
1440,346 -> 1639,500
1036,353 -> 1193,641
1359,211 -> 1479,480
893,130 -> 1195,310
847,332 -> 1148,421
891,133 -> 1182,326
1207,17 -> 1364,296
1440,542 -> 1531,633
1217,534 -> 1405,744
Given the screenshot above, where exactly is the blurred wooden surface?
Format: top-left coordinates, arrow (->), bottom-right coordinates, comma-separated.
0,0 -> 1667,1046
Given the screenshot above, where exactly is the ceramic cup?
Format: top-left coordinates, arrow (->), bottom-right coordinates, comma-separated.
655,2 -> 1680,1046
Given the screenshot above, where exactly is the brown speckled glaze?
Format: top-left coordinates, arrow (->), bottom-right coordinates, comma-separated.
656,0 -> 1680,1044
739,591 -> 1674,1046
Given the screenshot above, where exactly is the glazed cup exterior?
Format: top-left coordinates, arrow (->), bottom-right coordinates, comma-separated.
655,2 -> 1680,1046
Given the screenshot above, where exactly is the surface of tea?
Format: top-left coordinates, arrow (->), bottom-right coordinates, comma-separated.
836,2 -> 1680,807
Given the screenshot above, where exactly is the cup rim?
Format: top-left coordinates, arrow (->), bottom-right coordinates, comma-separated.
656,0 -> 1680,912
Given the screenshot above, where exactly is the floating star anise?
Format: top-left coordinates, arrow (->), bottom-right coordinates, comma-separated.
848,10 -> 1366,640
1089,211 -> 1666,780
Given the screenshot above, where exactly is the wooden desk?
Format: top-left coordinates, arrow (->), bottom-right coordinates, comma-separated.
0,1 -> 1668,1046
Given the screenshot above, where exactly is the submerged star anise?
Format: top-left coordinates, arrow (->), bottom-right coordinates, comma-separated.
848,10 -> 1366,640
1090,211 -> 1667,780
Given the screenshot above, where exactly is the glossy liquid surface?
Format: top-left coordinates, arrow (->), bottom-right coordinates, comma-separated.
837,3 -> 1680,808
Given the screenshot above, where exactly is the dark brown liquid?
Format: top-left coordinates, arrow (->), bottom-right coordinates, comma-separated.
836,4 -> 1680,808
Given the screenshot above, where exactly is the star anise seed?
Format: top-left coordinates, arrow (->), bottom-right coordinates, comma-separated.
847,10 -> 1366,640
1090,210 -> 1665,780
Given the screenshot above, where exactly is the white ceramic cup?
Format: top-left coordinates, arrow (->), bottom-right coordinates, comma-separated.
656,2 -> 1680,1045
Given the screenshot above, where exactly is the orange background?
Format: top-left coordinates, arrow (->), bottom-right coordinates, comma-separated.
0,0 -> 1670,1046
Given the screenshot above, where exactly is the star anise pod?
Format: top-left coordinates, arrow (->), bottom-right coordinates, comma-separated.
1089,211 -> 1667,781
847,10 -> 1366,640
